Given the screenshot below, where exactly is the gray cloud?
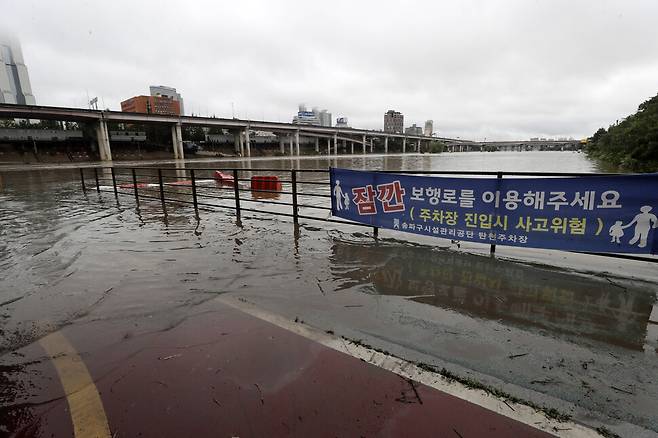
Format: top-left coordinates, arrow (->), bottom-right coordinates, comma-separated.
4,0 -> 658,139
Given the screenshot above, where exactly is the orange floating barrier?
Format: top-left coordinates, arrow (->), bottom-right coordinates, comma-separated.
251,175 -> 282,192
118,182 -> 149,189
214,171 -> 235,185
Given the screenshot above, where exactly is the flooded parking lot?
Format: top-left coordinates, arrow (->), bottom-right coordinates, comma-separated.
1,151 -> 657,436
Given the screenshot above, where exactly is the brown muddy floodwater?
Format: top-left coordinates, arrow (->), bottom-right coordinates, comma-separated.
1,151 -> 658,434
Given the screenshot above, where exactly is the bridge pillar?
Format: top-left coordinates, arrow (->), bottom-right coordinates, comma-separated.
244,127 -> 251,157
333,133 -> 338,155
279,136 -> 285,154
402,137 -> 406,154
234,130 -> 241,154
384,136 -> 388,154
96,119 -> 112,161
362,134 -> 366,154
171,123 -> 184,159
350,141 -> 353,154
370,139 -> 374,153
417,139 -> 420,153
326,137 -> 331,155
289,134 -> 293,155
295,130 -> 300,156
314,136 -> 319,153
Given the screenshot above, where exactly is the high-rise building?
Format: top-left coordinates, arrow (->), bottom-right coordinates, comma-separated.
292,104 -> 332,126
424,120 -> 433,136
405,124 -> 423,136
120,95 -> 181,115
384,110 -> 403,133
319,109 -> 332,127
149,85 -> 184,115
0,35 -> 36,105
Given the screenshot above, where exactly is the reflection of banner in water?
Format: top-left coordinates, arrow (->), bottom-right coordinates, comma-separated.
330,241 -> 655,351
330,168 -> 658,254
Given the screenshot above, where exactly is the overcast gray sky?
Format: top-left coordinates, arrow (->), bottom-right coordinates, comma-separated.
4,0 -> 658,140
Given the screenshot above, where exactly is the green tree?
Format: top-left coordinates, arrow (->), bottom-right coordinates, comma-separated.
182,125 -> 206,142
428,140 -> 446,153
586,93 -> 658,172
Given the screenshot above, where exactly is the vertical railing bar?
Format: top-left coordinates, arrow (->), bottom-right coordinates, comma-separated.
94,167 -> 100,193
158,168 -> 166,213
291,169 -> 299,225
132,168 -> 140,206
110,167 -> 119,202
79,168 -> 86,193
190,168 -> 199,217
233,169 -> 241,219
490,171 -> 503,256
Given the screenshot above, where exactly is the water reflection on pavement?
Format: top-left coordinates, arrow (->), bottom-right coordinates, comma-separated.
330,239 -> 657,352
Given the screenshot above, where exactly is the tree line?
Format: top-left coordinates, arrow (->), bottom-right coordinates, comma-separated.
586,92 -> 658,172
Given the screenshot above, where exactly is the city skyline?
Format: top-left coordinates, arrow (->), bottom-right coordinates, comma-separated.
3,0 -> 658,140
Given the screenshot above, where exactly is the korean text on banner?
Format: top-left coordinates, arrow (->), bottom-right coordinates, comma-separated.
330,168 -> 658,254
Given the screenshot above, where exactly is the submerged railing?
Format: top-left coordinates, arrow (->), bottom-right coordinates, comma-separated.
79,166 -> 657,264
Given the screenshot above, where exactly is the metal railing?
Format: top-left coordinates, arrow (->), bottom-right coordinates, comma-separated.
78,166 -> 657,264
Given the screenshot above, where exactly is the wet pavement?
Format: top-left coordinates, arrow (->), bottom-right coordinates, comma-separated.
1,152 -> 658,437
3,301 -> 554,437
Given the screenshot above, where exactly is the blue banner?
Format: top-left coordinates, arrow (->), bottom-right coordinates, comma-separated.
330,168 -> 658,254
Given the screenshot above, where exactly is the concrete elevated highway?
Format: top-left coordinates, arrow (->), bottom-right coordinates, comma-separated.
0,103 -> 458,161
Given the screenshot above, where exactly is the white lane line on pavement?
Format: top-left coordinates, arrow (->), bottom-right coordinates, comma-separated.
217,295 -> 600,438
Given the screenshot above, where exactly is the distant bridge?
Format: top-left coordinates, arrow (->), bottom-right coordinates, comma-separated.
447,139 -> 583,152
0,103 -> 458,161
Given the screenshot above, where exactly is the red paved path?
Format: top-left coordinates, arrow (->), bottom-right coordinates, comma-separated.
5,304 -> 553,437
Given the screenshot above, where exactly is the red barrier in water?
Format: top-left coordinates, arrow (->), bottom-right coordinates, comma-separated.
251,175 -> 282,192
214,171 -> 235,185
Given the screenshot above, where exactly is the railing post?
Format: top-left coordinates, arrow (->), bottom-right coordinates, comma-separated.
373,226 -> 379,239
232,169 -> 241,219
110,167 -> 119,202
190,168 -> 199,217
93,167 -> 100,193
158,168 -> 166,213
79,168 -> 86,193
291,169 -> 299,225
490,171 -> 503,256
131,168 -> 140,206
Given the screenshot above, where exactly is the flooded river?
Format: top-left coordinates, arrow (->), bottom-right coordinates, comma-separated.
1,151 -> 657,434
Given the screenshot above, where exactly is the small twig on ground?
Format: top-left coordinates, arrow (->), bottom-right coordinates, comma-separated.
254,383 -> 265,405
452,428 -> 464,438
408,379 -> 423,405
604,276 -> 627,292
610,385 -> 634,395
316,279 -> 326,295
508,352 -> 529,359
158,354 -> 182,361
